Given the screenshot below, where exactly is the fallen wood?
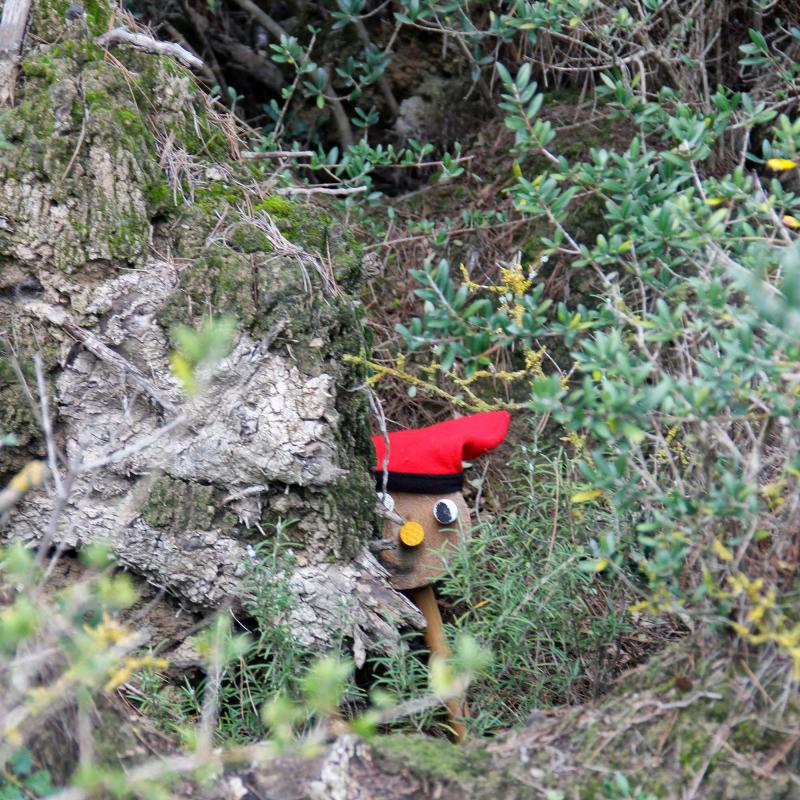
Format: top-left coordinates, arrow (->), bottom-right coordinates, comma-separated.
0,0 -> 33,105
96,27 -> 204,70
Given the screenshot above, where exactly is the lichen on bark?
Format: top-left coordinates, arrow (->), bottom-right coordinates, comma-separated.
0,1 -> 421,656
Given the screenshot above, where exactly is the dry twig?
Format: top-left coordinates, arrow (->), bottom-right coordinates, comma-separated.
96,27 -> 204,70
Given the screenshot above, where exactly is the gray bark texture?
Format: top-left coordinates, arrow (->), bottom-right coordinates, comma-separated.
0,1 -> 422,658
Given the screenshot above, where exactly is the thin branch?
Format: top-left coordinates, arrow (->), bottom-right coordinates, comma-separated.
242,150 -> 316,160
229,0 -> 289,42
276,185 -> 367,197
33,355 -> 63,497
96,27 -> 204,70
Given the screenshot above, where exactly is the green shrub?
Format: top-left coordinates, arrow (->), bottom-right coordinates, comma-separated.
392,30 -> 800,679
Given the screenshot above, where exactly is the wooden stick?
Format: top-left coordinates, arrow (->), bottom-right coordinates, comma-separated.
406,584 -> 467,742
0,0 -> 33,105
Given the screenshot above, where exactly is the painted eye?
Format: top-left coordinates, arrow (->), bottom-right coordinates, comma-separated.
433,498 -> 458,525
377,492 -> 395,514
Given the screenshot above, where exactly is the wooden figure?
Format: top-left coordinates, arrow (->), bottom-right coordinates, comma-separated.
371,411 -> 511,741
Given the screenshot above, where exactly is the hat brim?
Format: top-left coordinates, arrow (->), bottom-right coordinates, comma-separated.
373,470 -> 463,495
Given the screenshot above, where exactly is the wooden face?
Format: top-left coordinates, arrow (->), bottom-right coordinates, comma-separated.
377,490 -> 470,590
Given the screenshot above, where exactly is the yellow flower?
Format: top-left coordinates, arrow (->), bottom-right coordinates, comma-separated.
782,215 -> 800,229
730,622 -> 750,637
766,158 -> 798,171
571,489 -> 603,504
746,606 -> 765,624
458,263 -> 482,292
104,655 -> 168,691
712,539 -> 734,562
499,263 -> 533,298
85,614 -> 130,646
9,460 -> 48,493
524,346 -> 545,376
790,647 -> 800,680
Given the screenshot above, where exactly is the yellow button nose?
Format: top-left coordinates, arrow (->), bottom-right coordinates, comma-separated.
399,521 -> 425,547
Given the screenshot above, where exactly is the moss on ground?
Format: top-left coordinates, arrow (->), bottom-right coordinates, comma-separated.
375,733 -> 492,785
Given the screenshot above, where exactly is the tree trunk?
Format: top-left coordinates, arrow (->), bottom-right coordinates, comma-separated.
0,0 -> 422,660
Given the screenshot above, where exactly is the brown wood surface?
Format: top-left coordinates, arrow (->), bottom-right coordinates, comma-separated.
407,584 -> 467,742
378,490 -> 470,590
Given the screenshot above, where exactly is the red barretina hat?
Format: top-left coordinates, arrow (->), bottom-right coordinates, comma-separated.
372,410 -> 511,494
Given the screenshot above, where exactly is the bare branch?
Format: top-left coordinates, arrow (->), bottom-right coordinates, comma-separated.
229,0 -> 289,42
96,27 -> 204,70
276,185 -> 367,197
33,355 -> 63,497
241,150 -> 316,160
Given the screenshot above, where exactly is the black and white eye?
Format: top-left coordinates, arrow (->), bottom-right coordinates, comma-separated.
377,492 -> 395,514
433,498 -> 459,525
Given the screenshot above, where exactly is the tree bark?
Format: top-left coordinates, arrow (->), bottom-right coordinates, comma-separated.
0,0 -> 33,104
0,1 -> 422,662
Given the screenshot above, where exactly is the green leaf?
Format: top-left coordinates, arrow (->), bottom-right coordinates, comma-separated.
747,28 -> 769,54
9,748 -> 32,777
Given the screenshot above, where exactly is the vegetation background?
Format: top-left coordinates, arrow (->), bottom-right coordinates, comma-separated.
1,0 -> 799,797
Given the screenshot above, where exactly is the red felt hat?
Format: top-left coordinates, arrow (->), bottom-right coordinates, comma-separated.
372,411 -> 511,494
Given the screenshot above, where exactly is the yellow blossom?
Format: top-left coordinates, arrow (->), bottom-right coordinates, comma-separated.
782,215 -> 800,229
85,614 -> 129,646
499,263 -> 533,298
458,263 -> 482,292
712,539 -> 734,562
790,648 -> 800,680
570,489 -> 603,504
104,655 -> 169,691
524,346 -> 546,377
766,158 -> 798,171
746,606 -> 765,624
730,622 -> 750,637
